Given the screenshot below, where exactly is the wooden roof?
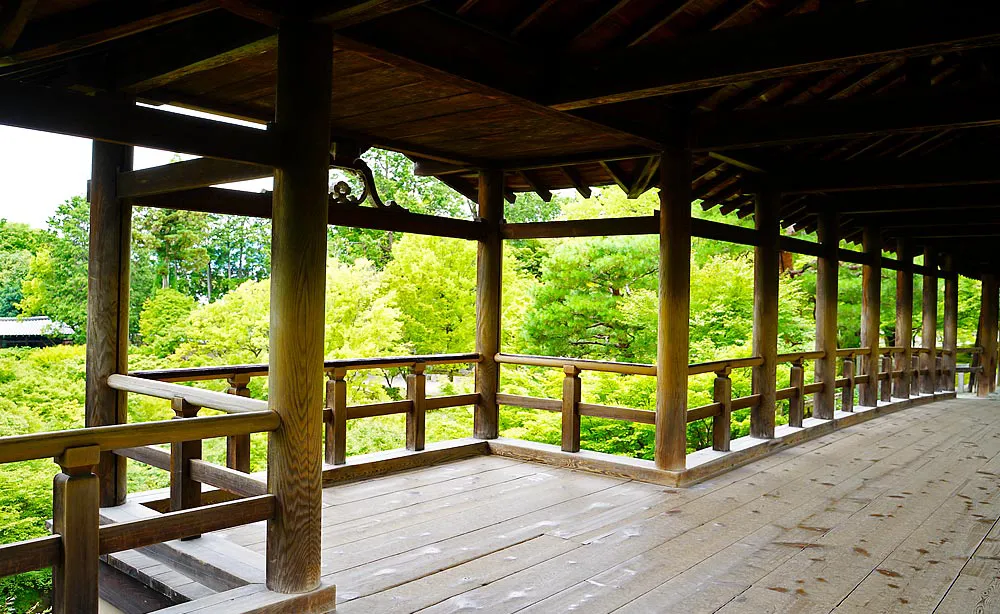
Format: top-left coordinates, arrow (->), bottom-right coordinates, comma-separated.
4,0 -> 1000,274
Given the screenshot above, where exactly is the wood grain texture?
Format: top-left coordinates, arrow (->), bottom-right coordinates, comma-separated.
788,361 -> 804,428
406,364 -> 426,451
860,225 -> 881,406
86,139 -> 131,507
655,146 -> 691,471
52,460 -> 100,614
814,209 -> 838,419
921,248 -> 938,394
265,18 -> 332,595
226,375 -> 253,472
842,358 -> 855,412
943,255 -> 958,392
325,369 -> 348,465
713,374 -> 732,452
752,188 -> 778,438
561,366 -> 581,453
474,169 -> 503,439
978,274 -> 999,397
894,238 -> 914,399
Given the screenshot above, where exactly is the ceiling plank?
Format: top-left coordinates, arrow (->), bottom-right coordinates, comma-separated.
0,0 -> 38,51
774,156 -> 1000,194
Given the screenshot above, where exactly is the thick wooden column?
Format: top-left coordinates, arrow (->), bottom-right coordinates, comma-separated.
752,188 -> 779,439
475,169 -> 503,439
921,248 -> 938,394
860,225 -> 881,406
86,140 -> 132,507
894,239 -> 914,399
814,209 -> 838,420
942,255 -> 958,392
655,147 -> 692,471
266,19 -> 332,594
978,274 -> 999,397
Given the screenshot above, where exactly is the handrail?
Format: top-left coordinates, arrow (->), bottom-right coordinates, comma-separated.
130,353 -> 482,383
0,411 -> 279,465
688,356 -> 763,375
835,347 -> 869,357
775,350 -> 825,362
108,374 -> 268,413
496,353 -> 656,375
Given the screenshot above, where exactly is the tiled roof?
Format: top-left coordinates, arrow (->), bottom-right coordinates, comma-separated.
0,316 -> 73,337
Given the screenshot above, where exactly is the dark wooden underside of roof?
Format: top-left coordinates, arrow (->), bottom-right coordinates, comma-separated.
4,0 -> 1000,274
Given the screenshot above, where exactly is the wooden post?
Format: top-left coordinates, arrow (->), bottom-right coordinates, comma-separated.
912,354 -> 920,394
655,146 -> 692,471
325,368 -> 348,465
226,374 -> 252,472
406,363 -> 426,452
752,188 -> 779,439
935,354 -> 945,391
170,398 -> 201,540
561,366 -> 582,453
942,255 -> 958,392
978,274 -> 998,397
894,239 -> 913,399
86,140 -> 132,507
860,225 -> 881,407
921,248 -> 938,394
712,369 -> 732,451
788,359 -> 805,428
266,18 -> 331,595
52,445 -> 101,614
814,209 -> 839,420
842,357 -> 855,412
475,169 -> 503,439
880,355 -> 892,402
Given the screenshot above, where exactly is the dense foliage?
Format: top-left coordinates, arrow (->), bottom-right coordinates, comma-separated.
0,149 -> 984,610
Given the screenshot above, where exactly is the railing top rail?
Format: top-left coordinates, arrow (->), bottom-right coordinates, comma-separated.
687,356 -> 764,375
129,353 -> 483,382
956,346 -> 984,354
109,374 -> 268,413
0,411 -> 279,465
835,347 -> 871,357
496,353 -> 656,375
775,350 -> 825,362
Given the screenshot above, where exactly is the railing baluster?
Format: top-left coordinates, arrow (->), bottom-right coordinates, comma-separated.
406,363 -> 426,451
788,359 -> 804,427
713,368 -> 732,451
842,357 -> 855,412
52,444 -> 101,614
325,367 -> 348,465
170,397 -> 202,539
880,355 -> 892,402
561,365 -> 581,453
225,374 -> 252,473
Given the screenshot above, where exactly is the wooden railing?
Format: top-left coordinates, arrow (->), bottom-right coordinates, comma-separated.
0,380 -> 278,612
131,353 -> 482,466
496,346 -> 954,455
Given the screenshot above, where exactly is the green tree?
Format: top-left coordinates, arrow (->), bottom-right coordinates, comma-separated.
134,207 -> 209,293
138,288 -> 197,357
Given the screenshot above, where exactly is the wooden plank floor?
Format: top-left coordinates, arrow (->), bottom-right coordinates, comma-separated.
216,397 -> 1000,613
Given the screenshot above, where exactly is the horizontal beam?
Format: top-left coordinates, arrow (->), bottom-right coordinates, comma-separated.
829,185 -> 1000,214
118,158 -> 272,198
412,147 -> 655,177
549,0 -> 1000,109
500,215 -> 760,247
692,88 -> 1000,152
0,82 -> 276,165
134,187 -> 487,240
775,157 -> 1000,194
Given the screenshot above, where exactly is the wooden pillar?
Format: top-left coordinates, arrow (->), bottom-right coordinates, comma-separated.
406,363 -> 426,451
921,248 -> 938,394
788,359 -> 805,428
52,445 -> 101,614
561,366 -> 582,453
655,147 -> 692,471
814,209 -> 839,420
842,357 -> 855,412
266,18 -> 332,595
880,355 -> 892,401
752,188 -> 779,439
978,273 -> 999,397
86,140 -> 132,507
712,369 -> 732,452
942,255 -> 958,392
860,225 -> 881,406
474,169 -> 503,439
894,239 -> 914,399
170,398 -> 202,515
225,374 -> 252,472
325,368 -> 348,465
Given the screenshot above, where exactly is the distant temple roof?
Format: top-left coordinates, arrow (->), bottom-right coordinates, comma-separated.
0,316 -> 73,338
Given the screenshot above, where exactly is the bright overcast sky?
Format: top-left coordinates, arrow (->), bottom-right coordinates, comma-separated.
0,106 -> 273,229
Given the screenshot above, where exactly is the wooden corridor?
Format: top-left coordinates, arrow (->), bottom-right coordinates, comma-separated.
143,396 -> 1000,614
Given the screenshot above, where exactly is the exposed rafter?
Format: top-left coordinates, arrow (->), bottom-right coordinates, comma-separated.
0,0 -> 37,51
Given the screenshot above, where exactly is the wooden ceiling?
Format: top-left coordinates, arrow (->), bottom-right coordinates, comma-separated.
3,0 -> 1000,274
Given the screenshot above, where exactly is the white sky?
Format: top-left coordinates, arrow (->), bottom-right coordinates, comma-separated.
0,105 -> 273,229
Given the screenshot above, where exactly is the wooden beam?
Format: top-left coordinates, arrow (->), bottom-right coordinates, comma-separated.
655,146 -> 691,471
894,239 -> 914,398
475,170 -> 503,440
829,185 -> 1000,214
411,147 -> 655,177
86,141 -> 131,507
0,81 -> 276,165
775,156 -> 1000,194
0,0 -> 216,67
0,0 -> 37,51
860,225 -> 881,406
266,19 -> 330,595
118,158 -> 271,198
516,170 -> 552,202
628,156 -> 660,199
549,0 -> 1000,109
314,0 -> 431,28
943,254 -> 958,392
752,188 -> 779,439
560,166 -> 591,199
691,88 -> 1000,151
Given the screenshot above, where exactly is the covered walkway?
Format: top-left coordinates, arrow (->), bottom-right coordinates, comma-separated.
110,396 -> 1000,613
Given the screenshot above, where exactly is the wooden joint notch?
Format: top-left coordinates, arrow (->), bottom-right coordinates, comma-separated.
55,444 -> 101,475
171,396 -> 201,419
